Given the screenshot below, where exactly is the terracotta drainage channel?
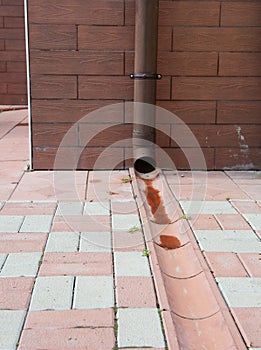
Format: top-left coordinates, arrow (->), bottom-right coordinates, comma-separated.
131,168 -> 246,350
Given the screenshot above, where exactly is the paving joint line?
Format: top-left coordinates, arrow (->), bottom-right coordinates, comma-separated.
109,197 -> 119,350
224,172 -> 253,201
0,114 -> 28,141
17,215 -> 26,233
70,276 -> 77,309
0,253 -> 9,272
15,248 -> 46,348
230,200 -> 261,240
213,213 -> 224,230
6,170 -> 26,202
236,253 -> 253,278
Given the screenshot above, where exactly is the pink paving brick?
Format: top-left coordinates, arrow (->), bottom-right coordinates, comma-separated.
86,171 -> 114,202
238,253 -> 261,277
204,252 -> 248,277
0,109 -> 28,138
24,309 -> 114,329
51,215 -> 72,232
0,202 -> 57,215
169,184 -> 206,201
111,200 -> 137,215
10,172 -> 56,200
87,171 -> 134,201
237,185 -> 261,201
0,233 -> 47,253
188,214 -> 221,230
113,231 -> 145,251
231,308 -> 261,347
0,126 -> 29,162
0,183 -> 18,201
0,161 -> 25,186
169,178 -> 249,201
0,277 -> 34,310
38,252 -> 112,276
204,185 -> 249,200
226,171 -> 261,184
215,214 -> 251,230
231,200 -> 261,214
18,327 -> 115,350
54,172 -> 88,202
116,276 -> 157,308
51,215 -> 110,232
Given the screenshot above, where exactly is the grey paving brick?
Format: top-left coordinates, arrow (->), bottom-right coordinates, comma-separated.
0,254 -> 7,269
114,252 -> 151,277
30,276 -> 74,310
45,232 -> 79,252
0,310 -> 26,350
0,252 -> 42,277
56,202 -> 83,216
117,308 -> 165,348
180,200 -> 237,214
20,215 -> 53,232
216,277 -> 261,307
83,202 -> 109,215
243,214 -> 261,230
0,215 -> 24,232
194,230 -> 261,253
80,232 -> 111,252
73,276 -> 114,309
112,214 -> 141,231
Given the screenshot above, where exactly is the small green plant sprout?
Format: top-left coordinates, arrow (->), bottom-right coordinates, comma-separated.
142,249 -> 151,257
180,214 -> 191,220
226,196 -> 231,201
121,176 -> 133,184
128,224 -> 141,233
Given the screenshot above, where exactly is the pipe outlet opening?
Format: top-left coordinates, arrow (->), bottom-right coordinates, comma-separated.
134,156 -> 156,174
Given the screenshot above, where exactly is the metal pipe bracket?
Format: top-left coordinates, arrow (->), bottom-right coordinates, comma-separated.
130,73 -> 162,80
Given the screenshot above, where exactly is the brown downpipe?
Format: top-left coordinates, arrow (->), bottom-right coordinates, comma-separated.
132,0 -> 160,176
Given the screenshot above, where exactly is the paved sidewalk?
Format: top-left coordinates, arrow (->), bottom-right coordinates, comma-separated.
0,109 -> 260,350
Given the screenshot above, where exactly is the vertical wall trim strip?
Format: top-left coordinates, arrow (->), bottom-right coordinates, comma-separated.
24,0 -> 32,170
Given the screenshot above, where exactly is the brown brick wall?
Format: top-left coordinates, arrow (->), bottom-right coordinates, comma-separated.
28,0 -> 261,170
0,0 -> 27,105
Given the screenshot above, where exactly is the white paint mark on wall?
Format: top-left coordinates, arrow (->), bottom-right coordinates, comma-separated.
236,126 -> 249,149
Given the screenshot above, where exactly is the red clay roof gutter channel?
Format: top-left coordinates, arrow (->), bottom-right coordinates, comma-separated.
131,168 -> 247,350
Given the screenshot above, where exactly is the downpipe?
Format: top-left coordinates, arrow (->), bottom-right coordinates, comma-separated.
132,0 -> 160,178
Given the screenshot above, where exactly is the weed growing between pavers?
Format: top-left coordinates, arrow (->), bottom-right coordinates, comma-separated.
142,249 -> 151,257
158,309 -> 169,350
121,177 -> 133,184
180,214 -> 191,220
113,306 -> 119,350
128,224 -> 141,233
